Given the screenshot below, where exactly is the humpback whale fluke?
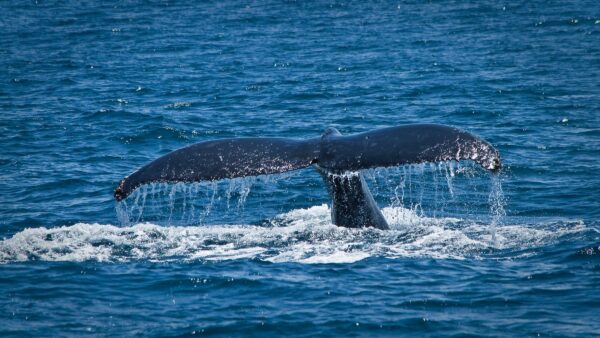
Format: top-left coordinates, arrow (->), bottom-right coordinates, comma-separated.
115,124 -> 501,229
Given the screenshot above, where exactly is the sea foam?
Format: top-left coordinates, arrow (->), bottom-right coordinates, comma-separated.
0,205 -> 586,264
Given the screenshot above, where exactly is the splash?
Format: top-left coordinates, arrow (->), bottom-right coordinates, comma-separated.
0,206 -> 587,264
41,160 -> 525,265
115,161 -> 507,239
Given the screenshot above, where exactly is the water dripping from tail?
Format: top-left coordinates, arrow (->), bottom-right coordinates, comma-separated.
488,174 -> 506,246
113,176 -> 266,227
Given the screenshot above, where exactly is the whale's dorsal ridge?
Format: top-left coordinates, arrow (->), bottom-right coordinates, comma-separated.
321,127 -> 342,139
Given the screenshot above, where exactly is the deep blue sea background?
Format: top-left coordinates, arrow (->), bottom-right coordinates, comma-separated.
1,1 -> 600,336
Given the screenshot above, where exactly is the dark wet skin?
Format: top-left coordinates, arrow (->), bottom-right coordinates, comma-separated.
115,124 -> 501,229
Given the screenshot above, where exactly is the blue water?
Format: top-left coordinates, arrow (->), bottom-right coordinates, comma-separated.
1,0 -> 600,336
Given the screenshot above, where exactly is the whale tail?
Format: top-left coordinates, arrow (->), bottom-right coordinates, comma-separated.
114,137 -> 320,201
114,124 -> 500,228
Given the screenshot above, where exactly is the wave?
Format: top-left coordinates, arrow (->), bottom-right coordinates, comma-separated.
0,205 -> 588,264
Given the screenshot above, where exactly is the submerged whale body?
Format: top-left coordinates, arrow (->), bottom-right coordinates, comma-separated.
115,124 -> 501,229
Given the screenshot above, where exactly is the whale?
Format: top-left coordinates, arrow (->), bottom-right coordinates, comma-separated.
114,124 -> 501,229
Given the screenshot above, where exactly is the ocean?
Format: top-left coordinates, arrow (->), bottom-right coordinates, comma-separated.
1,0 -> 599,336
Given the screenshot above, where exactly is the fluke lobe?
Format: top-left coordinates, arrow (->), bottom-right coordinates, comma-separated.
115,124 -> 501,230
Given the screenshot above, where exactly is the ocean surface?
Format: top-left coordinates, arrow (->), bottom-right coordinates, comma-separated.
1,1 -> 600,336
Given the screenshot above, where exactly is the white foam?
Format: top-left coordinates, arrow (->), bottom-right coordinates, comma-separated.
0,206 -> 589,264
